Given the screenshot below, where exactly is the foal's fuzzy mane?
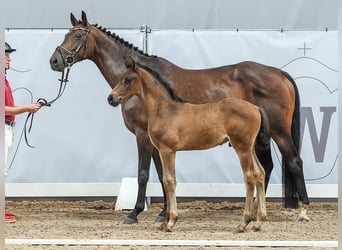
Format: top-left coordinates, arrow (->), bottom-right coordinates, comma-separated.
137,63 -> 186,103
93,24 -> 157,58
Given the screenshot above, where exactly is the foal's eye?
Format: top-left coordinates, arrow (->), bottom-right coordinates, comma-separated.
124,76 -> 133,85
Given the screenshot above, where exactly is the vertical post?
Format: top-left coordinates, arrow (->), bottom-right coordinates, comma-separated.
140,25 -> 151,54
140,24 -> 152,206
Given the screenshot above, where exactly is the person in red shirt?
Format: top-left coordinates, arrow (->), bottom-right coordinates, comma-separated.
4,42 -> 41,223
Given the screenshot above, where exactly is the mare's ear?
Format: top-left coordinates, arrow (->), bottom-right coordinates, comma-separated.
124,56 -> 136,71
81,11 -> 88,25
70,13 -> 78,26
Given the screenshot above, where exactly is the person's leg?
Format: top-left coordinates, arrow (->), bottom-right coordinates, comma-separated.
4,124 -> 13,176
4,124 -> 16,222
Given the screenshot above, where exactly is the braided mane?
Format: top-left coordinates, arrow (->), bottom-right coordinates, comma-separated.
93,24 -> 156,58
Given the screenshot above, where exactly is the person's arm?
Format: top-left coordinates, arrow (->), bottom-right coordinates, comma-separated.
5,103 -> 41,115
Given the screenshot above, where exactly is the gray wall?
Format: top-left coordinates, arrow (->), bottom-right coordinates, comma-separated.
5,0 -> 337,30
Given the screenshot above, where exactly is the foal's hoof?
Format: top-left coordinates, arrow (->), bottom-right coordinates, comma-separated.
123,217 -> 138,224
252,224 -> 262,232
234,224 -> 246,234
159,222 -> 172,232
155,215 -> 165,223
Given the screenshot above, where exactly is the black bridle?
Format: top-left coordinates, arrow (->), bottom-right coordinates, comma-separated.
56,27 -> 90,67
24,27 -> 90,147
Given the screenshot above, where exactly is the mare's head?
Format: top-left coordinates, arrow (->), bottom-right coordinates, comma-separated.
50,11 -> 94,72
107,57 -> 142,107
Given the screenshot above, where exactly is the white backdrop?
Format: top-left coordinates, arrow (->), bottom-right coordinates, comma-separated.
4,29 -> 338,197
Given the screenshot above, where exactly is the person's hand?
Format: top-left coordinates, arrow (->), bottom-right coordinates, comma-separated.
26,103 -> 41,113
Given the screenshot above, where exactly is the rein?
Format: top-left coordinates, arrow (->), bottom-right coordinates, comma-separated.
24,27 -> 90,147
24,67 -> 70,148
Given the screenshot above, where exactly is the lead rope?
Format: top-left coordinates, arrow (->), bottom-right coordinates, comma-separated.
24,67 -> 71,147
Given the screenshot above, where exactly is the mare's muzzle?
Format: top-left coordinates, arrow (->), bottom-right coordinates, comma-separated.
107,94 -> 121,107
49,51 -> 65,72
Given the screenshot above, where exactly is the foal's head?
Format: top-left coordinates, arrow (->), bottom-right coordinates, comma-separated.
107,57 -> 142,107
108,56 -> 185,107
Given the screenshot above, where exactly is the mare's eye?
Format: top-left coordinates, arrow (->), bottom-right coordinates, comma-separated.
124,76 -> 133,85
75,33 -> 82,39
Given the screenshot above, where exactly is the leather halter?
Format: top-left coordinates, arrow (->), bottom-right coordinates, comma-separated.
56,27 -> 90,67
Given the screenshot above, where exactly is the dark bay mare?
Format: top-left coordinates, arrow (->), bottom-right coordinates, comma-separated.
108,56 -> 269,232
49,11 -> 310,223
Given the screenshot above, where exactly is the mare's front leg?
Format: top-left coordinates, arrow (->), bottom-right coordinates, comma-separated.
152,148 -> 167,222
123,131 -> 153,224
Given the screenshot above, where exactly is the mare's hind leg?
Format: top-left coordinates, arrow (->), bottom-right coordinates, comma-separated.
274,133 -> 310,222
255,146 -> 273,191
152,148 -> 167,222
124,132 -> 153,224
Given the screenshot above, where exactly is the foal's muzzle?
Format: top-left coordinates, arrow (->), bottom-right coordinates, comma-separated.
107,94 -> 121,107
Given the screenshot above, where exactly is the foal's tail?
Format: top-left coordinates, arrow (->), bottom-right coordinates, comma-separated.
256,108 -> 270,150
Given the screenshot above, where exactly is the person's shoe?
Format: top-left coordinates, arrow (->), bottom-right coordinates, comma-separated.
5,212 -> 17,223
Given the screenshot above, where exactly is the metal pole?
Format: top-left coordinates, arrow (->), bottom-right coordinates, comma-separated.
140,24 -> 151,54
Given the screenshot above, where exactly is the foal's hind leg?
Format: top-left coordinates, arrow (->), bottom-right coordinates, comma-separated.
236,153 -> 257,233
251,146 -> 272,219
251,155 -> 267,231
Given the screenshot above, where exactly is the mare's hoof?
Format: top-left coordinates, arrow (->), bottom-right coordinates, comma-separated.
155,215 -> 165,222
297,215 -> 310,222
123,217 -> 138,224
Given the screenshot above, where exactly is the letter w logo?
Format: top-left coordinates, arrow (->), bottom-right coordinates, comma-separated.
300,107 -> 336,162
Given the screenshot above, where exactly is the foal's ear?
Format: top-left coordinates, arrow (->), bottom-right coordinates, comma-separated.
124,56 -> 136,71
81,11 -> 88,25
70,13 -> 78,26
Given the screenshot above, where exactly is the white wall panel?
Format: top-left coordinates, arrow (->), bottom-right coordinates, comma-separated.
4,30 -> 338,198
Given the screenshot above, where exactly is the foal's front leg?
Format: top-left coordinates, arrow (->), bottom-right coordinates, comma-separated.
158,149 -> 178,232
152,148 -> 167,222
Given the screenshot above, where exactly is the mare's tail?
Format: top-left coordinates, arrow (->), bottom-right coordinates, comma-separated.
256,108 -> 270,150
281,70 -> 301,209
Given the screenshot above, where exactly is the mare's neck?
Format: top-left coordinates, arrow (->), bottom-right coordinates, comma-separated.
89,28 -> 172,89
